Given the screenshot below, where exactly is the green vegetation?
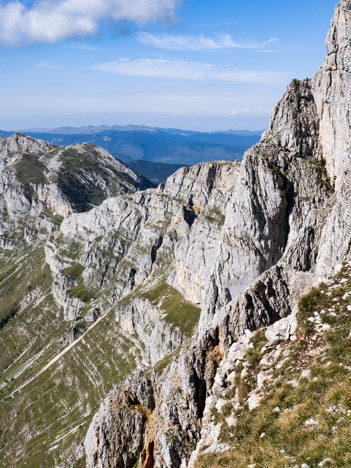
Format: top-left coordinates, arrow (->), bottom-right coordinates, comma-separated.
70,282 -> 93,303
308,158 -> 334,195
0,310 -> 137,467
203,206 -> 225,226
0,303 -> 19,329
63,263 -> 92,303
245,329 -> 267,372
63,263 -> 85,280
196,263 -> 351,468
57,146 -> 133,212
43,209 -> 64,226
0,244 -> 51,320
0,241 -> 139,467
155,344 -> 183,373
141,281 -> 201,337
0,262 -> 16,284
298,283 -> 329,330
15,153 -> 48,185
58,238 -> 82,261
58,147 -> 105,211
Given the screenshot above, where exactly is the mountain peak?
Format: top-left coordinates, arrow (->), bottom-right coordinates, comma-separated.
2,2 -> 351,467
0,134 -> 154,245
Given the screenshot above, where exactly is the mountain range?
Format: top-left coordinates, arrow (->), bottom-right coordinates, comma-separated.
0,127 -> 262,184
1,1 -> 351,467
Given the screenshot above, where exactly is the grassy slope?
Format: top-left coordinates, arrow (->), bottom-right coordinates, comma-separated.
15,153 -> 48,185
56,146 -> 152,213
0,314 -> 137,467
141,281 -> 201,338
0,242 -> 139,467
0,239 -> 201,467
196,263 -> 351,468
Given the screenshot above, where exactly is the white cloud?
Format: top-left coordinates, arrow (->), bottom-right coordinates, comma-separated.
92,58 -> 287,84
137,32 -> 278,51
37,60 -> 63,70
93,58 -> 212,81
0,0 -> 180,46
227,106 -> 251,116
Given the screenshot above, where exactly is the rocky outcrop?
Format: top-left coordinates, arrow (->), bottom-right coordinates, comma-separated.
85,372 -> 155,468
3,2 -> 351,466
312,0 -> 351,189
46,161 -> 239,321
0,133 -> 154,247
83,2 -> 351,467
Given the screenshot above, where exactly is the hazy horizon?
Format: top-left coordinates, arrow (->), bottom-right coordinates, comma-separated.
0,0 -> 336,131
0,122 -> 265,134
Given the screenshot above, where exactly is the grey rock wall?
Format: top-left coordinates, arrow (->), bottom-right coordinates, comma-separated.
83,2 -> 351,467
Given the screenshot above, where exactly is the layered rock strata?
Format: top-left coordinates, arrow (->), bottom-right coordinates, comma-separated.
83,2 -> 351,467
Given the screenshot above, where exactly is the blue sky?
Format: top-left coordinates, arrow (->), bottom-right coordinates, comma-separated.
0,0 -> 336,131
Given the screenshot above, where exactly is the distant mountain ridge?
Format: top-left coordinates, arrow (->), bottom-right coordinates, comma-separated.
0,126 -> 263,168
15,125 -> 264,137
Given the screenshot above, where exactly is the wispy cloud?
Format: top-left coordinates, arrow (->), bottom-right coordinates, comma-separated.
37,61 -> 63,70
66,43 -> 100,51
137,32 -> 278,51
192,21 -> 239,28
93,58 -> 286,84
0,0 -> 181,46
258,49 -> 279,54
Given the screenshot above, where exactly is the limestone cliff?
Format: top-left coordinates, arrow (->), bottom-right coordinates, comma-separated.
0,159 -> 239,467
0,135 -> 154,467
83,1 -> 351,467
1,1 -> 351,467
0,133 -> 153,246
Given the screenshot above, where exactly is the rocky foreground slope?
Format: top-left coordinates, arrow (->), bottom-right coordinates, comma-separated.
1,1 -> 351,467
82,1 -> 351,467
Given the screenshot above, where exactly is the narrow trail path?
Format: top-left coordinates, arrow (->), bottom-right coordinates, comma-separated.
9,312 -> 107,397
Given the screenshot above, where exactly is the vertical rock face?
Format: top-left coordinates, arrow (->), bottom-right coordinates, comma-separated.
312,0 -> 351,189
83,2 -> 351,467
3,2 -> 351,466
85,372 -> 155,468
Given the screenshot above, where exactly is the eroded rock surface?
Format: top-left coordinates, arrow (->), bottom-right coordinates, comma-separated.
2,2 -> 351,467
0,133 -> 153,242
83,2 -> 351,467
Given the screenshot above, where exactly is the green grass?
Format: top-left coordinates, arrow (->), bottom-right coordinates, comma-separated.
43,209 -> 64,227
0,262 -> 17,285
196,263 -> 351,468
297,283 -> 329,330
58,238 -> 83,260
15,153 -> 48,185
141,281 -> 201,337
63,263 -> 85,280
70,282 -> 93,303
245,329 -> 268,372
56,146 -> 136,212
155,344 -> 183,373
203,207 -> 225,226
0,315 -> 138,467
0,263 -> 139,468
0,244 -> 50,319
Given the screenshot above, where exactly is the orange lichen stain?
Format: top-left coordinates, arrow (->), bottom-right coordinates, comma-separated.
135,404 -> 152,418
191,204 -> 203,213
142,438 -> 155,468
204,343 -> 224,382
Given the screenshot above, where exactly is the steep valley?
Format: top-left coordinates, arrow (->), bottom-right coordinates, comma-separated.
2,1 -> 351,467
